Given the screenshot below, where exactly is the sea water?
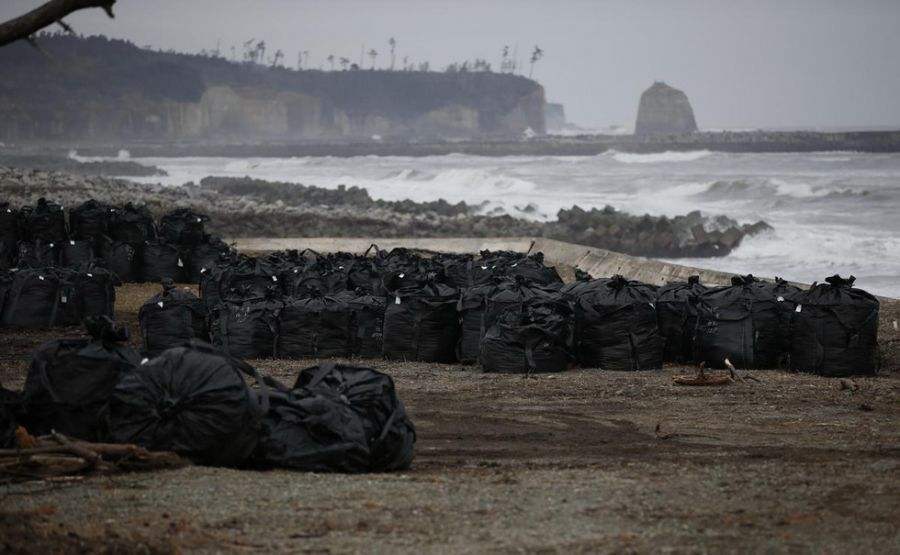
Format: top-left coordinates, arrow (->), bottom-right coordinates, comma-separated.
110,150 -> 900,297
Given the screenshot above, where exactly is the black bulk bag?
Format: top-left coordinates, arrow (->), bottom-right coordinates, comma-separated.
22,317 -> 140,441
108,203 -> 155,244
71,265 -> 118,321
294,363 -> 416,471
139,279 -> 208,356
159,208 -> 209,246
187,235 -> 234,283
16,239 -> 60,268
253,378 -> 371,473
456,280 -> 507,364
1,268 -> 70,328
656,276 -> 708,363
69,200 -> 111,242
382,274 -> 459,362
0,202 -> 20,245
60,239 -> 97,268
21,198 -> 67,243
99,237 -> 139,283
106,342 -> 268,467
773,277 -> 803,355
480,297 -> 572,374
339,290 -> 386,358
433,253 -> 476,289
347,254 -> 385,295
1,384 -> 22,448
212,258 -> 282,305
483,277 -> 560,334
278,294 -> 353,359
500,252 -> 563,287
210,297 -> 281,359
574,275 -> 662,371
791,275 -> 880,377
140,239 -> 185,283
0,240 -> 17,270
560,271 -> 608,301
696,275 -> 784,369
285,266 -> 349,297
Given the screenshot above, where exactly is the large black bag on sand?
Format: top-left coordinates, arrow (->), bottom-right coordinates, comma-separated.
499,252 -> 563,287
382,274 -> 459,362
252,378 -> 371,473
69,200 -> 111,242
159,208 -> 209,245
106,342 -> 268,467
187,235 -> 234,283
210,298 -> 282,359
108,203 -> 155,245
16,239 -> 60,268
277,295 -> 353,359
456,280 -> 507,364
294,363 -> 416,472
1,384 -> 22,448
68,265 -> 118,322
0,202 -> 20,245
60,239 -> 97,268
139,279 -> 208,356
791,275 -> 880,377
21,198 -> 67,243
484,277 -> 560,333
1,268 -> 72,328
140,239 -> 185,283
206,258 -> 281,305
285,266 -> 349,297
480,297 -> 572,374
338,290 -> 386,358
574,275 -> 662,371
696,275 -> 785,369
657,276 -> 708,363
22,317 -> 140,441
100,237 -> 139,283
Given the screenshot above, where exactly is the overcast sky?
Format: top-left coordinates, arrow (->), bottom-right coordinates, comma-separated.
4,0 -> 900,130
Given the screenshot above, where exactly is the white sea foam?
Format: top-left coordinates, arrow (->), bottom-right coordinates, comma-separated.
610,150 -> 713,164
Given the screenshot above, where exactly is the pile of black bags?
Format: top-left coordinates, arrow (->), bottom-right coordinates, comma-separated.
0,265 -> 116,329
0,198 -> 234,286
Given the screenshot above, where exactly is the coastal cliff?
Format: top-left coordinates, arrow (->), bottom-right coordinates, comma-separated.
0,35 -> 545,142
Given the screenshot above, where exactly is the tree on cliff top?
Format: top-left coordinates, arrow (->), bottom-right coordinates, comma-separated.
0,0 -> 116,48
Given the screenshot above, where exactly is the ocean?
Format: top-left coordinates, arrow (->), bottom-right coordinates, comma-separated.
106,150 -> 900,297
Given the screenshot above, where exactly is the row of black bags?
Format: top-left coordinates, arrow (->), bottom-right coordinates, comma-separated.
0,317 -> 415,472
0,265 -> 116,328
1,199 -> 234,285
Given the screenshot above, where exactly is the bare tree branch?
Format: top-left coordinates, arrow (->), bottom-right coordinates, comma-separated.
0,0 -> 116,48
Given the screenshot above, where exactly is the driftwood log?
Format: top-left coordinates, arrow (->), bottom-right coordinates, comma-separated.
0,427 -> 187,482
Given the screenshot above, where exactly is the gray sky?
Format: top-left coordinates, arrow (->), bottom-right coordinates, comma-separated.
4,0 -> 900,129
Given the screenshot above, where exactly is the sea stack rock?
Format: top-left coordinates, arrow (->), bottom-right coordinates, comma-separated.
634,81 -> 698,136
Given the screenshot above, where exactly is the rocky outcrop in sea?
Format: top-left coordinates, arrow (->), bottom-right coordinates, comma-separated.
634,81 -> 698,136
0,168 -> 769,258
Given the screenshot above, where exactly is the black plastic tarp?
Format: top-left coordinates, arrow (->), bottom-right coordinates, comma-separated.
140,240 -> 185,283
277,295 -> 353,358
791,275 -> 880,376
480,297 -> 572,373
382,274 -> 459,362
573,275 -> 662,371
696,275 -> 785,369
106,342 -> 267,467
293,363 -> 416,471
656,276 -> 707,363
23,317 -> 140,441
210,298 -> 281,359
139,279 -> 208,356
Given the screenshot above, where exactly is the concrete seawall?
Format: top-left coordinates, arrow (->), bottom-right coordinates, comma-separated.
231,236 -> 742,287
